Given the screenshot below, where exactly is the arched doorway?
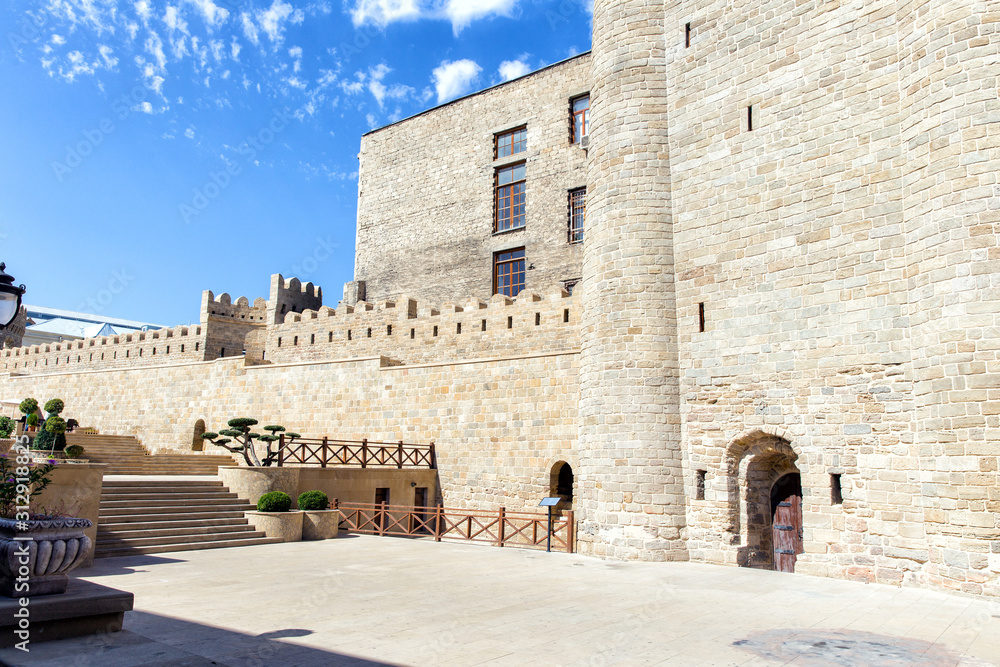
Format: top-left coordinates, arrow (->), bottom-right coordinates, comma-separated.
770,473 -> 803,573
550,461 -> 574,504
725,430 -> 802,571
192,419 -> 205,451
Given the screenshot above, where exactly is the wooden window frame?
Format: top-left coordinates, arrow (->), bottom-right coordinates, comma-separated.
494,126 -> 527,160
494,162 -> 526,233
571,95 -> 589,144
493,247 -> 526,297
568,187 -> 586,243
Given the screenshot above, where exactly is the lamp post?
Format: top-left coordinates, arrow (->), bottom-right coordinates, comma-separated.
0,263 -> 26,330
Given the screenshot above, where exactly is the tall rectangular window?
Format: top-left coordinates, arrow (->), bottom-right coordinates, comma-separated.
572,95 -> 589,143
495,163 -> 526,232
569,187 -> 586,243
494,248 -> 525,297
495,127 -> 526,159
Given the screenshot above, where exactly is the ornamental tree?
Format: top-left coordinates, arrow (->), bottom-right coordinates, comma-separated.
201,418 -> 300,467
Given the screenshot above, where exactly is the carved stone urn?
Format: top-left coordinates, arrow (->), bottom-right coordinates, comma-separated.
0,517 -> 93,596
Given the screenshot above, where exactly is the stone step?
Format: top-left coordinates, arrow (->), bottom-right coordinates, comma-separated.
96,528 -> 270,549
98,517 -> 252,533
100,505 -> 254,519
96,509 -> 253,524
99,491 -> 238,501
101,482 -> 224,490
94,536 -> 282,558
100,497 -> 246,509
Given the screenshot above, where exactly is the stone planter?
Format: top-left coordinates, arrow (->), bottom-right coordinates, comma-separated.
0,517 -> 93,597
219,466 -> 297,507
245,511 -> 303,542
303,510 -> 340,540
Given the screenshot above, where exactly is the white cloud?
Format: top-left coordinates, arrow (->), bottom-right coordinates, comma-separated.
51,34 -> 66,46
498,58 -> 530,81
351,0 -> 421,27
257,0 -> 304,45
186,0 -> 230,30
98,44 -> 118,69
184,127 -> 195,138
135,1 -> 152,23
230,37 -> 241,61
444,0 -> 517,32
432,59 -> 481,103
240,12 -> 259,45
163,5 -> 189,34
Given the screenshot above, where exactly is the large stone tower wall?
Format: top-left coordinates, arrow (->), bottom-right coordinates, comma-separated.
578,0 -> 687,560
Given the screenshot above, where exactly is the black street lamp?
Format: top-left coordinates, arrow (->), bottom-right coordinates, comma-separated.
0,263 -> 26,330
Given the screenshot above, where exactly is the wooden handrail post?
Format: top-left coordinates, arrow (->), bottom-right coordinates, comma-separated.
277,434 -> 285,467
321,437 -> 328,469
361,438 -> 368,468
379,501 -> 386,536
397,440 -> 404,469
497,507 -> 506,547
333,498 -> 339,510
566,510 -> 575,553
429,442 -> 436,469
435,504 -> 443,542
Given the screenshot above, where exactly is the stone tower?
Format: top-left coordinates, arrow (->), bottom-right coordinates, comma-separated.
577,0 -> 688,560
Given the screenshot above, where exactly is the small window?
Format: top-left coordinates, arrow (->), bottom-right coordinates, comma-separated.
495,127 -> 526,159
747,104 -> 754,131
367,327 -> 372,338
433,325 -> 438,337
481,319 -> 487,331
507,316 -> 513,329
277,337 -> 282,348
328,332 -> 333,342
310,333 -> 315,344
696,470 -> 706,500
387,325 -> 392,336
572,95 -> 589,143
698,303 -> 706,332
564,309 -> 569,323
293,336 -> 298,346
535,313 -> 540,326
495,163 -> 526,233
685,22 -> 692,47
457,323 -> 462,334
410,328 -> 415,339
348,330 -> 352,340
563,278 -> 580,295
494,248 -> 526,297
831,474 -> 843,505
569,188 -> 586,243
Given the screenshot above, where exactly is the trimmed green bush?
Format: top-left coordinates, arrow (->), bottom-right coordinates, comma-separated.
297,490 -> 329,511
43,399 -> 65,415
257,491 -> 292,512
64,445 -> 85,459
0,416 -> 14,439
26,414 -> 38,427
18,398 -> 38,415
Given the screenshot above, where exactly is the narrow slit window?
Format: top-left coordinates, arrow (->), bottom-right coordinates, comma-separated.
831,474 -> 843,505
508,316 -> 513,329
564,309 -> 569,323
457,323 -> 462,334
698,303 -> 706,332
367,327 -> 372,338
685,22 -> 691,47
277,338 -> 282,348
535,313 -> 540,326
696,470 -> 706,500
387,325 -> 392,336
348,330 -> 352,341
410,328 -> 415,339
747,105 -> 754,131
433,325 -> 438,337
310,333 -> 315,345
329,332 -> 333,342
481,319 -> 487,332
293,336 -> 298,346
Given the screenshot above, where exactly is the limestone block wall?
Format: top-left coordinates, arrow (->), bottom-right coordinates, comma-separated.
0,324 -> 208,375
267,274 -> 323,324
665,0 -> 998,597
264,288 -> 579,365
0,352 -> 579,512
354,53 -> 590,305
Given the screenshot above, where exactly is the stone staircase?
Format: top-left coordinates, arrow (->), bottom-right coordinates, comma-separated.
66,433 -> 235,475
96,479 -> 280,558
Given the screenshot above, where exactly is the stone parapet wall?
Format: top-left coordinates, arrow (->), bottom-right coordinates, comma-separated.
265,288 -> 579,365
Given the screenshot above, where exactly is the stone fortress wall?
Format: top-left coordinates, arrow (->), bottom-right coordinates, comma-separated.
1,0 -> 997,600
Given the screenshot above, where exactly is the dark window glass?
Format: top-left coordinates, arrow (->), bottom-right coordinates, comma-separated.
495,127 -> 527,159
495,163 -> 526,232
494,248 -> 526,297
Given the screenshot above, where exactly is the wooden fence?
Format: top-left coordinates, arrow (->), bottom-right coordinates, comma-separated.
336,501 -> 575,553
277,436 -> 435,469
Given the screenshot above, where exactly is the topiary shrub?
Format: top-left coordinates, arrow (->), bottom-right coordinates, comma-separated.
19,398 -> 38,416
257,491 -> 292,512
0,416 -> 14,439
64,444 -> 85,459
26,414 -> 38,428
43,399 -> 64,416
297,490 -> 329,511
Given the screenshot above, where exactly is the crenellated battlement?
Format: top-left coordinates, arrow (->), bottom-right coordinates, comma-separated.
200,291 -> 268,324
265,286 -> 579,366
1,323 -> 208,374
268,274 -> 324,325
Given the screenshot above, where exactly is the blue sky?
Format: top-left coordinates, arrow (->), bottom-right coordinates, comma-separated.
0,0 -> 592,327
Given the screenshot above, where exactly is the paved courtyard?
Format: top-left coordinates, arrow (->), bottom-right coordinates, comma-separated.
2,535 -> 999,666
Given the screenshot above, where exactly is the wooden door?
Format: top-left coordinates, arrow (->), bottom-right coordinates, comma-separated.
772,493 -> 803,573
375,488 -> 390,534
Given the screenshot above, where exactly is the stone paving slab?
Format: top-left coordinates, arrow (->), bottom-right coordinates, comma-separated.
1,535 -> 998,666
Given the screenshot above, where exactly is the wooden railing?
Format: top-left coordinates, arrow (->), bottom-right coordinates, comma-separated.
277,436 -> 435,469
335,501 -> 575,553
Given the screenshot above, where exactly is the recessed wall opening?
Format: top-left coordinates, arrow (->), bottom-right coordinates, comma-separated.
387,325 -> 392,336
328,332 -> 333,342
367,328 -> 372,338
410,328 -> 415,339
433,325 -> 438,337
698,302 -> 706,332
535,313 -> 540,326
564,309 -> 569,323
508,316 -> 513,329
457,323 -> 462,334
481,319 -> 487,331
310,333 -> 315,344
747,104 -> 754,131
551,461 -> 574,503
348,330 -> 352,340
293,336 -> 298,346
696,470 -> 706,500
685,22 -> 692,47
831,474 -> 843,505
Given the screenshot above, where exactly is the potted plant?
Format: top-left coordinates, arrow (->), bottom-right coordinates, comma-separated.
298,490 -> 339,540
24,413 -> 38,435
0,449 -> 92,596
245,491 -> 302,542
29,399 -> 68,460
63,445 -> 86,463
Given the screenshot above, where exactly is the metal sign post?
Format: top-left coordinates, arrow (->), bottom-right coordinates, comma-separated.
538,497 -> 561,553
